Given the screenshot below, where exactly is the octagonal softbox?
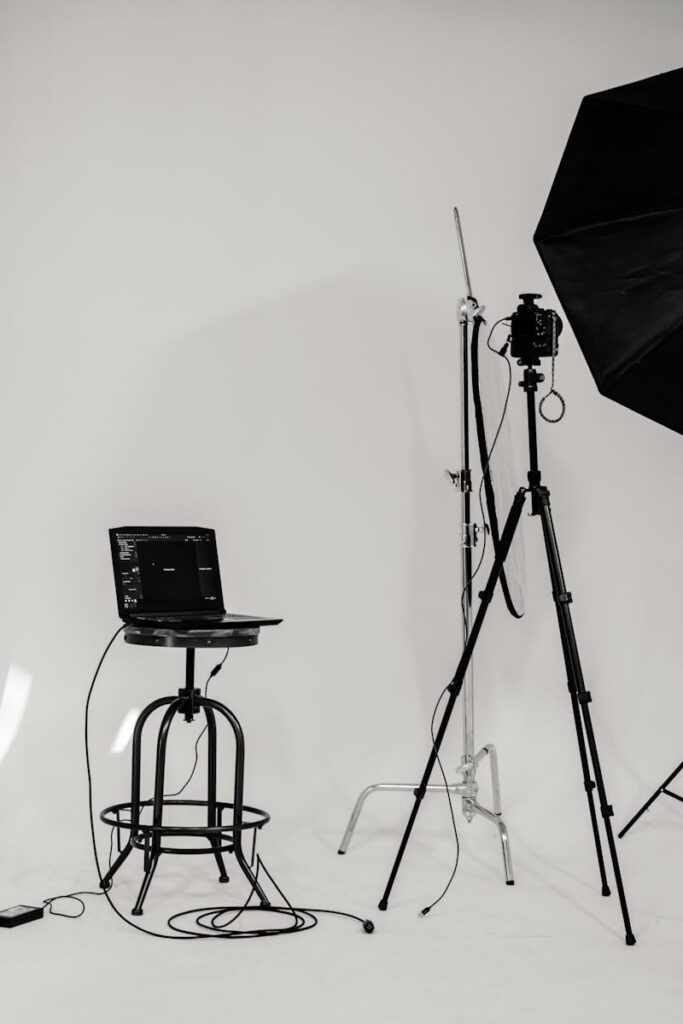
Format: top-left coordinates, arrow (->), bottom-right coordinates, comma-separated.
534,66 -> 683,435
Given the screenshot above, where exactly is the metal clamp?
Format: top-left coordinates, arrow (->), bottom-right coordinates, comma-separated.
458,296 -> 484,323
445,468 -> 472,492
462,523 -> 480,548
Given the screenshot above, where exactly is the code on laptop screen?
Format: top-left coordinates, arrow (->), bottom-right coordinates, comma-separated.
110,528 -> 223,614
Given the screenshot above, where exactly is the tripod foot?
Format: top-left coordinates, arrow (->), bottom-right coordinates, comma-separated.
378,899 -> 388,911
219,874 -> 230,883
506,880 -> 515,886
337,850 -> 345,855
602,884 -> 611,897
626,933 -> 636,946
131,908 -> 143,916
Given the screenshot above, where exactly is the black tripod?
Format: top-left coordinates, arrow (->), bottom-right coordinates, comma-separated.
378,361 -> 636,946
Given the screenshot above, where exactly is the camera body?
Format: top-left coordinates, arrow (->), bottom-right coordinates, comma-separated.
509,293 -> 562,363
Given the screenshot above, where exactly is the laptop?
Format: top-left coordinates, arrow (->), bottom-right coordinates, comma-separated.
109,526 -> 282,630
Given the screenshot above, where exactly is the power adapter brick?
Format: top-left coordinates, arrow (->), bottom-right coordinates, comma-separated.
0,905 -> 44,928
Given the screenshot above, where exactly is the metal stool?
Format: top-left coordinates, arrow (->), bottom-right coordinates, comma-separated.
100,626 -> 270,915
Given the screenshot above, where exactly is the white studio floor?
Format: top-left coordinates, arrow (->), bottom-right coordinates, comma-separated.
3,799 -> 681,1024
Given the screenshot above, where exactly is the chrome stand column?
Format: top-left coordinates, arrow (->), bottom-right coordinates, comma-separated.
337,210 -> 514,883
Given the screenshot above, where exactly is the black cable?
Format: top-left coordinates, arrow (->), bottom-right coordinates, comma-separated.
462,318 -> 513,616
43,891 -> 99,920
166,855 -> 373,938
459,321 -> 513,635
42,627 -> 126,919
419,684 -> 460,917
163,649 -> 230,799
472,315 -> 522,620
43,829 -> 116,919
422,317 -> 514,918
79,626 -> 373,940
166,855 -> 312,938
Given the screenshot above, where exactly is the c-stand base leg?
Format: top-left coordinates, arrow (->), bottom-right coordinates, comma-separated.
466,800 -> 515,884
338,777 -> 515,882
338,782 -> 467,855
468,742 -> 514,883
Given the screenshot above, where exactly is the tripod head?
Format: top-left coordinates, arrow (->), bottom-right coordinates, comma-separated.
519,363 -> 546,402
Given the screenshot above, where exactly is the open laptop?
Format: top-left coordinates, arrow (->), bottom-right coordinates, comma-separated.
109,526 -> 282,630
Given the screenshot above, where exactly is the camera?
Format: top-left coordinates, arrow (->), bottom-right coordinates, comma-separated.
509,293 -> 562,363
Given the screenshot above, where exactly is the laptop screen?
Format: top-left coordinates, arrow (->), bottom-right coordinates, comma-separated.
109,527 -> 225,616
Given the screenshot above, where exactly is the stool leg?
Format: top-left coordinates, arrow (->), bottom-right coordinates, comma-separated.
101,843 -> 134,890
204,697 -> 270,907
131,849 -> 160,916
100,696 -> 176,892
131,701 -> 179,915
205,707 -> 230,883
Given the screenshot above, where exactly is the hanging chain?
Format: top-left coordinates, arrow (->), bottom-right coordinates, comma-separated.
539,314 -> 566,423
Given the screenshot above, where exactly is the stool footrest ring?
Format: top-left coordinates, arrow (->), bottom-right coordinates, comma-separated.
100,798 -> 270,837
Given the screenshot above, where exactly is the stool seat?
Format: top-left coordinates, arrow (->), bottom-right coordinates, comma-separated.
124,625 -> 260,649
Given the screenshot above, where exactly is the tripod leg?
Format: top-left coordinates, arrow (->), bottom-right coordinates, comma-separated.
566,683 -> 610,895
537,489 -> 636,945
565,679 -> 610,897
619,759 -> 683,838
543,572 -> 610,896
378,488 -> 527,911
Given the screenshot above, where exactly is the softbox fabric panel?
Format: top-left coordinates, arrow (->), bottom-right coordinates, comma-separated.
534,67 -> 683,435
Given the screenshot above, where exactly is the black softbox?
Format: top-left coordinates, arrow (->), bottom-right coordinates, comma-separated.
534,66 -> 683,435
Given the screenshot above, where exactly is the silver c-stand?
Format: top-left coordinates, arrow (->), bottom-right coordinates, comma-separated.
337,210 -> 514,885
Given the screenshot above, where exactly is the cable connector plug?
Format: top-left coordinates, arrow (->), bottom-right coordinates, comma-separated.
420,906 -> 431,917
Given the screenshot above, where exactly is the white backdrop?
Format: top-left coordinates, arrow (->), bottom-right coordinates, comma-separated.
2,1 -> 683,1019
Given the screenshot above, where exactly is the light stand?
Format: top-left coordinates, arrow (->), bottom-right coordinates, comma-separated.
337,211 -> 514,887
377,354 -> 636,946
